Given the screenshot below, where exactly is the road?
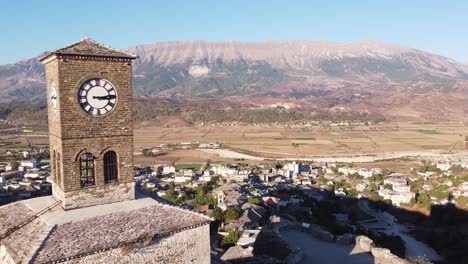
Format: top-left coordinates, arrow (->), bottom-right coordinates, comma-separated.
281,230 -> 376,264
358,199 -> 442,261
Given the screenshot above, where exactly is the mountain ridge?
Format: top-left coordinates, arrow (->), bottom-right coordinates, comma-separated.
1,39 -> 468,122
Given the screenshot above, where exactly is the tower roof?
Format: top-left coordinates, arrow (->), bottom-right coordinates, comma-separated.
0,195 -> 212,263
40,38 -> 137,62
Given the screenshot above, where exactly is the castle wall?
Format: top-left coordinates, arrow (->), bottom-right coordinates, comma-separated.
64,224 -> 211,264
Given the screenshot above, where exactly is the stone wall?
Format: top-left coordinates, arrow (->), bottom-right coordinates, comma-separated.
43,56 -> 135,209
53,181 -> 135,210
356,235 -> 411,264
63,224 -> 211,264
44,58 -> 134,140
0,245 -> 16,264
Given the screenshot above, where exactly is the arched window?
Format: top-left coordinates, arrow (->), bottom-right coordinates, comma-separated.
80,153 -> 95,187
104,151 -> 118,183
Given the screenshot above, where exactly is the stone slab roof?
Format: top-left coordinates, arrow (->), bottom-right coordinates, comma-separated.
40,38 -> 136,62
0,195 -> 211,264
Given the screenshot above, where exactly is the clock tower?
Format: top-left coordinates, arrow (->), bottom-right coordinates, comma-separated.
40,38 -> 137,210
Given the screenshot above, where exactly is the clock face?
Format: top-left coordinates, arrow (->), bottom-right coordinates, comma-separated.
50,81 -> 57,113
78,79 -> 117,116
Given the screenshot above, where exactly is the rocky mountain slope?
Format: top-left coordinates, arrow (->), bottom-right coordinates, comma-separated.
1,40 -> 468,121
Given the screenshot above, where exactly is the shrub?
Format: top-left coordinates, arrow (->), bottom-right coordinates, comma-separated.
225,208 -> 242,221
248,197 -> 263,205
222,229 -> 241,247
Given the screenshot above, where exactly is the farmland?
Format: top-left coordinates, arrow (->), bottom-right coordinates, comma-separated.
133,122 -> 468,165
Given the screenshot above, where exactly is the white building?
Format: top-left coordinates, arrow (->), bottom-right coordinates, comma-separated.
174,175 -> 192,183
377,178 -> 414,205
162,165 -> 176,174
20,160 -> 39,169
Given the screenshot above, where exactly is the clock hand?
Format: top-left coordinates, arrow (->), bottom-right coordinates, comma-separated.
93,95 -> 116,100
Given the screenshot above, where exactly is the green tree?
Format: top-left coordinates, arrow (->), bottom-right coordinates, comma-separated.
416,193 -> 432,208
142,148 -> 153,157
222,229 -> 242,247
383,183 -> 393,190
317,167 -> 324,177
169,181 -> 175,189
190,184 -> 217,207
163,188 -> 179,204
248,197 -> 263,205
211,207 -> 224,221
225,208 -> 241,221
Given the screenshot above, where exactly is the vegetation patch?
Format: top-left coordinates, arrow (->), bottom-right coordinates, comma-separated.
175,163 -> 202,171
415,129 -> 441,135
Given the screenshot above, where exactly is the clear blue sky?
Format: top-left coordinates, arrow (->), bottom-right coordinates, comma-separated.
1,0 -> 467,64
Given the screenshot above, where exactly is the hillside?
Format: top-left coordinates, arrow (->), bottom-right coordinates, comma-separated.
1,40 -> 468,122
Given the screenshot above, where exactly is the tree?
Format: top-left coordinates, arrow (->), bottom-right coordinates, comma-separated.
225,208 -> 241,221
142,148 -> 153,157
211,207 -> 224,221
163,188 -> 179,204
248,197 -> 262,205
222,229 -> 241,247
169,181 -> 175,189
317,167 -> 324,177
416,193 -> 431,209
383,183 -> 393,190
190,184 -> 217,207
210,176 -> 220,184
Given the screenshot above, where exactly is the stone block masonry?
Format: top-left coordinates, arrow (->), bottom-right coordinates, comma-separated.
42,43 -> 135,209
62,224 -> 211,264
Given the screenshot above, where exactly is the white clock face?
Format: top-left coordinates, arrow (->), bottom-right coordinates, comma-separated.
78,79 -> 117,116
50,81 -> 57,113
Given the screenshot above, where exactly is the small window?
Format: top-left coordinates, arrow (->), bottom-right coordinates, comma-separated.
80,153 -> 95,187
104,151 -> 118,183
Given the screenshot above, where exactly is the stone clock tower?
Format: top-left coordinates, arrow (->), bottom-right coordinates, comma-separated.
40,38 -> 137,210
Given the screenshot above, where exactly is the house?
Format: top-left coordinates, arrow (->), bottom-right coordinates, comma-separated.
20,160 -> 39,169
227,203 -> 267,231
215,183 -> 245,211
174,175 -> 192,183
0,171 -> 22,186
162,165 -> 176,174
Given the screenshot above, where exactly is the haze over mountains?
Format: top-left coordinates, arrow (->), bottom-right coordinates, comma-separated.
1,40 -> 468,121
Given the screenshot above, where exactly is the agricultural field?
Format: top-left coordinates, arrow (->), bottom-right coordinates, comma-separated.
0,125 -> 49,152
134,122 -> 468,165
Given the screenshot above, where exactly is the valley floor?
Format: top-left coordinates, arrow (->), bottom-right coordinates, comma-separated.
134,123 -> 468,164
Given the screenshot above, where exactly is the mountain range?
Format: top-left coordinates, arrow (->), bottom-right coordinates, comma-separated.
1,40 -> 468,122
